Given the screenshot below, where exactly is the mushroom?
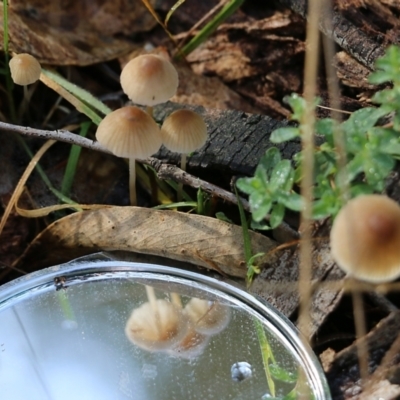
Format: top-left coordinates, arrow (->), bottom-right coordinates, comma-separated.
95,106 -> 162,205
125,298 -> 189,352
120,53 -> 179,117
184,297 -> 231,335
125,286 -> 189,352
9,53 -> 41,86
160,109 -> 208,200
167,324 -> 210,359
330,194 -> 400,283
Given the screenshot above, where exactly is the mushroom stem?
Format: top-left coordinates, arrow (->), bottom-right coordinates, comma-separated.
129,157 -> 137,206
145,285 -> 158,313
177,153 -> 187,202
170,292 -> 183,308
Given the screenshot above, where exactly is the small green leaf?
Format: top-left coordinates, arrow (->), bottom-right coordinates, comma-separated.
369,45 -> 400,85
215,212 -> 233,223
315,118 -> 336,146
236,177 -> 256,194
269,364 -> 298,383
251,220 -> 272,230
343,107 -> 388,137
277,192 -> 303,211
269,203 -> 285,228
363,152 -> 394,186
268,160 -> 293,192
270,127 -> 300,143
250,194 -> 273,222
248,252 -> 265,265
346,153 -> 365,181
283,93 -> 307,121
259,147 -> 281,176
350,183 -> 375,197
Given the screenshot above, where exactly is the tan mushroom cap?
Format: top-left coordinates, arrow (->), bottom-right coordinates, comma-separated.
161,109 -> 208,154
168,325 -> 210,359
120,54 -> 178,106
9,53 -> 41,86
95,106 -> 162,159
125,299 -> 189,352
184,298 -> 231,335
330,194 -> 400,283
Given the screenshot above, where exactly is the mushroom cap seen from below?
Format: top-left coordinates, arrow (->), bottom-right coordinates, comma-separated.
161,109 -> 207,154
168,325 -> 210,359
95,106 -> 162,159
330,194 -> 400,283
184,298 -> 231,335
125,299 -> 189,352
120,54 -> 178,106
9,53 -> 41,86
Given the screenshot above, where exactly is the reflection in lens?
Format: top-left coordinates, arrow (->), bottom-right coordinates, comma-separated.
184,298 -> 231,335
168,325 -> 210,359
125,299 -> 189,352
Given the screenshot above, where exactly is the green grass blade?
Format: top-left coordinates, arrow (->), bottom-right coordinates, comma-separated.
254,319 -> 276,397
2,0 -> 16,122
153,201 -> 197,209
165,0 -> 186,26
61,121 -> 91,197
179,0 -> 245,57
41,69 -> 112,116
234,186 -> 252,263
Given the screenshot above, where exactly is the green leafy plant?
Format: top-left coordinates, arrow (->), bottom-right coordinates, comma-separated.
237,45 -> 400,226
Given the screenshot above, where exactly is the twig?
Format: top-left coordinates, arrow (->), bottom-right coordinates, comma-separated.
0,121 -> 111,154
0,121 -> 298,239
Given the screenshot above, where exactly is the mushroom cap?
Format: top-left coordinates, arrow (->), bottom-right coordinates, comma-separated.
184,298 -> 231,335
167,325 -> 210,359
330,194 -> 400,283
120,54 -> 178,106
95,106 -> 162,159
161,109 -> 208,154
125,299 -> 189,352
9,53 -> 41,86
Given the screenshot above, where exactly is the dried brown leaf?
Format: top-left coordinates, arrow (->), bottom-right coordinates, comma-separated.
0,0 -> 157,65
14,206 -> 277,277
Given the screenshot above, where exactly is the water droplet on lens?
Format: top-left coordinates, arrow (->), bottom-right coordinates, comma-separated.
231,361 -> 252,382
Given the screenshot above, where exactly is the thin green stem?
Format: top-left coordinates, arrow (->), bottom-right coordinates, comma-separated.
3,0 -> 16,122
61,121 -> 91,197
178,0 -> 245,58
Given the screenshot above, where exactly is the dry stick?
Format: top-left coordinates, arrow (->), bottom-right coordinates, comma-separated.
178,153 -> 187,202
0,121 -> 111,154
298,0 -> 321,345
322,3 -> 370,388
0,121 -> 298,239
352,288 -> 369,384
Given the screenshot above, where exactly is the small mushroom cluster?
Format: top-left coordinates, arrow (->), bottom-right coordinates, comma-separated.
96,52 -> 208,205
8,52 -> 208,206
125,287 -> 231,359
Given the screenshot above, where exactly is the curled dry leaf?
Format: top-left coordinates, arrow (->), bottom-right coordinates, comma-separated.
15,206 -> 277,277
0,0 -> 157,65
